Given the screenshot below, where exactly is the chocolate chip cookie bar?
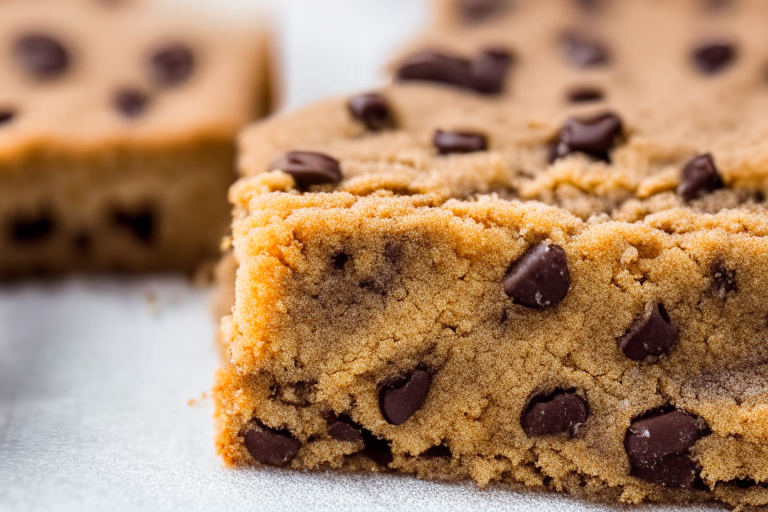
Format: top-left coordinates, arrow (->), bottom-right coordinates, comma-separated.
0,0 -> 271,276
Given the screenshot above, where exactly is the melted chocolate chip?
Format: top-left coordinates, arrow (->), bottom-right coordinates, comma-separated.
503,243 -> 570,309
554,112 -> 623,162
269,152 -> 342,187
433,129 -> 488,155
712,262 -> 737,298
0,110 -> 15,126
348,93 -> 394,131
396,51 -> 473,89
149,43 -> 195,86
521,392 -> 589,437
328,418 -> 364,442
561,31 -> 610,68
625,411 -> 708,488
567,86 -> 605,104
692,42 -> 737,75
10,213 -> 55,243
456,0 -> 509,23
14,34 -> 70,79
114,88 -> 149,118
361,428 -> 393,466
112,207 -> 156,244
244,424 -> 301,466
471,48 -> 513,95
678,154 -> 724,201
379,370 -> 432,426
619,303 -> 678,361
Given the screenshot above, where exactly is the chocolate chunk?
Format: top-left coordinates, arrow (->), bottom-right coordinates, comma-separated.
567,86 -> 605,104
471,48 -> 513,95
625,411 -> 708,488
328,418 -> 364,443
244,424 -> 301,466
149,43 -> 195,86
521,392 -> 589,437
619,303 -> 678,361
14,34 -> 70,79
712,262 -> 737,298
112,207 -> 156,244
692,42 -> 737,75
10,213 -> 55,243
554,112 -> 623,162
433,129 -> 488,155
348,92 -> 394,131
396,51 -> 473,89
503,243 -> 570,309
678,154 -> 724,201
0,110 -> 15,126
379,370 -> 432,425
422,443 -> 452,458
114,88 -> 149,118
456,0 -> 509,23
332,252 -> 349,270
269,152 -> 342,187
361,428 -> 393,466
561,31 -> 610,68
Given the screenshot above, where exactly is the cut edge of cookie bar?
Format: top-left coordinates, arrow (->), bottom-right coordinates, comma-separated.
215,180 -> 768,508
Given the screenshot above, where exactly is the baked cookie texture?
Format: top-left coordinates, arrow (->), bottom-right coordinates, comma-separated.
216,0 -> 768,508
0,0 -> 272,276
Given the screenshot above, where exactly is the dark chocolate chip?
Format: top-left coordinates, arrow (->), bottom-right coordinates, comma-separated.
112,207 -> 156,244
712,262 -> 737,298
618,303 -> 678,361
521,392 -> 589,437
0,110 -> 15,125
471,48 -> 513,95
379,370 -> 432,426
678,154 -> 724,201
625,411 -> 708,488
692,42 -> 737,75
433,129 -> 488,155
396,51 -> 473,89
269,151 -> 342,187
361,428 -> 393,466
114,88 -> 149,119
244,424 -> 301,466
456,0 -> 509,23
554,112 -> 623,162
567,86 -> 605,104
561,31 -> 610,68
348,92 -> 394,132
14,34 -> 70,79
10,213 -> 55,243
328,419 -> 364,443
332,252 -> 349,270
503,243 -> 570,309
422,443 -> 452,458
149,43 -> 195,86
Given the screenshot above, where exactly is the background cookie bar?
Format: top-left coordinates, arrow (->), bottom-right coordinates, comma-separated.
216,188 -> 768,508
0,0 -> 272,276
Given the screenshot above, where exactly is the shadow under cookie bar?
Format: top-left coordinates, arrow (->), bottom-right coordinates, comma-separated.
216,190 -> 768,509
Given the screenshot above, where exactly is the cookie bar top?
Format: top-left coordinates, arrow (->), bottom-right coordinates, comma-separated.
0,0 -> 270,155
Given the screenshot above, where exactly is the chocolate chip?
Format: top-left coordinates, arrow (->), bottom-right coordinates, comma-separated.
114,88 -> 149,118
149,43 -> 195,86
348,93 -> 394,131
554,112 -> 623,162
361,428 -> 393,466
712,262 -> 737,298
433,129 -> 488,155
0,110 -> 15,126
625,411 -> 708,488
328,418 -> 364,442
678,154 -> 724,201
269,152 -> 342,187
10,213 -> 55,243
471,48 -> 513,95
521,392 -> 589,437
456,0 -> 509,23
244,424 -> 301,466
618,303 -> 678,361
396,51 -> 472,89
112,207 -> 156,244
692,42 -> 737,75
561,31 -> 610,68
567,86 -> 604,103
14,34 -> 70,79
332,252 -> 349,270
423,443 -> 452,458
379,370 -> 432,426
503,243 -> 570,309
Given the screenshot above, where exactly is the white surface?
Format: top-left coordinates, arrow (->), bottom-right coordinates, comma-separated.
0,1 -> 728,511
